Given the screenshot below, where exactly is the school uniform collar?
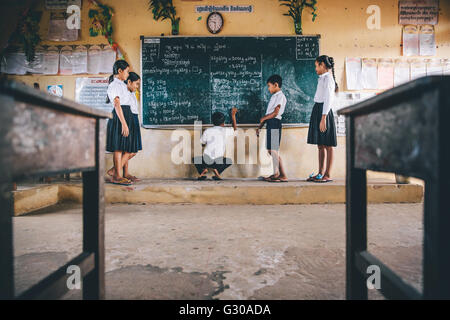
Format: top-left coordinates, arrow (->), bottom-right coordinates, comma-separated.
319,71 -> 330,78
272,90 -> 283,96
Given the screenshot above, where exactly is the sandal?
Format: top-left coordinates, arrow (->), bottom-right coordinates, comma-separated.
263,174 -> 279,181
308,173 -> 323,182
212,176 -> 222,181
314,177 -> 333,183
125,175 -> 140,182
268,178 -> 288,183
197,176 -> 207,180
111,177 -> 133,186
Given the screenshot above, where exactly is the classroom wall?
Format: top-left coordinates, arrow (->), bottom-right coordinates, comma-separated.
7,0 -> 450,180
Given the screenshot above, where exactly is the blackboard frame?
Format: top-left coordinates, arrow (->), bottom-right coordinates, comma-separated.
139,35 -> 321,129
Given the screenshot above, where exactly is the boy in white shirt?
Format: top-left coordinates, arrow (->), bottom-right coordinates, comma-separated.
194,108 -> 238,180
257,75 -> 288,182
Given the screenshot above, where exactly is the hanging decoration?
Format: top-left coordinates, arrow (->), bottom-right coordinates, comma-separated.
88,0 -> 125,60
9,9 -> 42,63
279,0 -> 318,35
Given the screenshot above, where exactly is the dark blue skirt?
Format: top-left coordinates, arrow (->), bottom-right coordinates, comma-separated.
266,118 -> 282,150
307,103 -> 337,147
106,105 -> 142,153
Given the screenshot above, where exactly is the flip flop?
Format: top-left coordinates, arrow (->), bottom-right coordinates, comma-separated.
268,178 -> 288,183
197,176 -> 207,180
212,176 -> 222,181
314,178 -> 333,183
126,175 -> 140,182
263,174 -> 279,181
111,177 -> 133,186
307,173 -> 322,182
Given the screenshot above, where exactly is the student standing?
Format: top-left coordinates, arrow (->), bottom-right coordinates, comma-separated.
107,71 -> 142,182
307,55 -> 338,183
105,59 -> 134,185
257,75 -> 288,183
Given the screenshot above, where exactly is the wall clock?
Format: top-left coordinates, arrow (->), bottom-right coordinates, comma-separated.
207,12 -> 224,34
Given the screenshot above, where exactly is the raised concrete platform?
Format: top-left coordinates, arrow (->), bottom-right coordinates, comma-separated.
13,178 -> 424,216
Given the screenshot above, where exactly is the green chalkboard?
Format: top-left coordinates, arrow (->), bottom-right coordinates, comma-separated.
140,36 -> 319,126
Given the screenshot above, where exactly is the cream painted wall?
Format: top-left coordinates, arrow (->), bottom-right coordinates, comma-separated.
7,0 -> 450,179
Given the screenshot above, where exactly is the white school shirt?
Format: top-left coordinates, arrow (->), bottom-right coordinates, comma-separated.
314,71 -> 335,115
129,90 -> 139,114
200,126 -> 236,159
265,90 -> 287,120
107,77 -> 131,108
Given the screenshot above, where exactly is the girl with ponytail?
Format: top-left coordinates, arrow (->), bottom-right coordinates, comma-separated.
105,59 -> 136,186
306,55 -> 338,183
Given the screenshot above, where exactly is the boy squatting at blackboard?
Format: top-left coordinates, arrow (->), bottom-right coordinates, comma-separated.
306,55 -> 338,183
105,60 -> 142,186
194,108 -> 238,180
256,75 -> 288,183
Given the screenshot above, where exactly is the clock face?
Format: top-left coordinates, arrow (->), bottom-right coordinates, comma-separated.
207,12 -> 223,34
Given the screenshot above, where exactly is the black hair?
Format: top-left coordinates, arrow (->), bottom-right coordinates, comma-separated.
316,55 -> 339,92
212,112 -> 225,126
267,74 -> 282,88
125,72 -> 140,84
106,59 -> 129,103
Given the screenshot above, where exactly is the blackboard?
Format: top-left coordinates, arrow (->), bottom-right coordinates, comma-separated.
140,36 -> 320,126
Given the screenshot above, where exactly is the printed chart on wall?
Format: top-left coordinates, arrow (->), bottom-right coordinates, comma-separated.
75,77 -> 111,113
140,36 -> 320,126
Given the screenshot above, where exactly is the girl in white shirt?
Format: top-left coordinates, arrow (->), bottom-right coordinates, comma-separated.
307,55 -> 338,183
105,59 -> 134,186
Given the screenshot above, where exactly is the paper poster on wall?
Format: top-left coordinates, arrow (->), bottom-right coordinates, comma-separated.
443,59 -> 450,75
419,25 -> 436,56
399,0 -> 439,25
99,47 -> 116,74
377,58 -> 394,90
24,46 -> 45,74
47,12 -> 79,42
361,58 -> 378,90
410,59 -> 427,79
87,45 -> 102,74
345,57 -> 363,90
394,59 -> 411,86
42,46 -> 60,75
47,85 -> 63,97
72,45 -> 88,74
75,77 -> 112,112
403,25 -> 419,56
0,51 -> 27,75
59,46 -> 73,75
426,59 -> 443,76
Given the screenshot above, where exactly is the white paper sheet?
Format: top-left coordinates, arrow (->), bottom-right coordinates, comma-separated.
426,59 -> 443,76
99,47 -> 116,74
59,46 -> 73,75
345,57 -> 363,90
403,25 -> 419,57
75,77 -> 112,112
377,58 -> 394,90
410,60 -> 427,80
72,45 -> 87,74
419,25 -> 436,56
42,46 -> 60,75
443,59 -> 450,75
394,60 -> 411,86
362,58 -> 378,90
87,45 -> 102,74
0,51 -> 27,75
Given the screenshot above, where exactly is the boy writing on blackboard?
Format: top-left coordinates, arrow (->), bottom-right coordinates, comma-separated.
194,108 -> 238,180
257,75 -> 288,182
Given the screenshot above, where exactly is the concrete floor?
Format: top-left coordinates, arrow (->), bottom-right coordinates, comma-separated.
13,202 -> 423,299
